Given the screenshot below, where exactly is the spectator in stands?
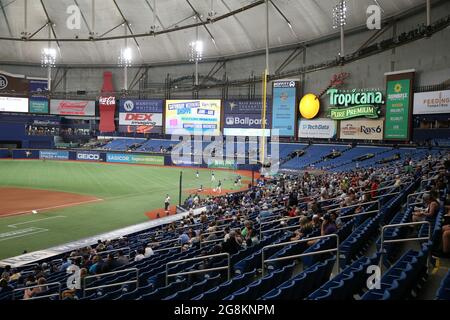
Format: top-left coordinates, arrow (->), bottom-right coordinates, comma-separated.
412,192 -> 440,222
144,243 -> 154,258
442,210 -> 450,255
0,278 -> 13,294
134,249 -> 145,262
59,256 -> 72,272
321,214 -> 337,236
116,250 -> 129,267
290,216 -> 313,241
62,268 -> 88,300
23,277 -> 48,300
88,255 -> 102,274
222,231 -> 242,254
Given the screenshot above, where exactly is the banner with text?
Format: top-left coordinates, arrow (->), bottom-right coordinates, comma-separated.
298,118 -> 337,139
39,150 -> 69,160
340,119 -> 384,140
99,96 -> 116,132
384,71 -> 414,140
106,153 -> 164,165
413,90 -> 450,115
0,96 -> 28,113
119,99 -> 163,133
29,97 -> 49,114
50,99 -> 95,116
165,99 -> 221,135
272,80 -> 298,136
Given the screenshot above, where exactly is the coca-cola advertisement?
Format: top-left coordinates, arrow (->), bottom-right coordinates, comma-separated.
98,71 -> 116,132
50,99 -> 96,116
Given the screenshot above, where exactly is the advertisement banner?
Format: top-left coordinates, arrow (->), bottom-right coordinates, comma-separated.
384,75 -> 413,140
118,99 -> 163,134
106,153 -> 164,165
39,150 -> 69,160
329,105 -> 380,120
223,113 -> 271,129
119,99 -> 163,113
165,99 -> 221,135
298,118 -> 337,139
0,72 -> 28,93
28,79 -> 48,93
99,96 -> 116,132
76,151 -> 103,162
223,100 -> 271,114
50,99 -> 95,116
0,96 -> 28,113
339,119 -> 384,140
272,80 -> 298,136
413,90 -> 450,114
207,159 -> 237,169
29,97 -> 49,114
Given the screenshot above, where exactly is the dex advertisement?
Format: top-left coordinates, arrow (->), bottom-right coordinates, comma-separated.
119,99 -> 163,134
272,80 -> 298,136
50,99 -> 96,116
339,119 -> 384,140
165,99 -> 221,135
298,118 -> 337,139
413,90 -> 450,115
0,96 -> 28,113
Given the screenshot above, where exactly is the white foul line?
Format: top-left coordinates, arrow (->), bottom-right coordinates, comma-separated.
0,228 -> 49,242
7,216 -> 67,228
0,198 -> 103,218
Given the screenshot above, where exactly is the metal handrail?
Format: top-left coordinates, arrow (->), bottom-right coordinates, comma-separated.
82,267 -> 139,297
13,282 -> 61,300
407,191 -> 428,205
97,247 -> 131,258
153,246 -> 183,253
260,215 -> 300,227
328,200 -> 379,213
165,252 -> 230,286
338,209 -> 379,220
379,221 -> 431,272
260,223 -> 301,238
261,234 -> 340,276
373,191 -> 401,199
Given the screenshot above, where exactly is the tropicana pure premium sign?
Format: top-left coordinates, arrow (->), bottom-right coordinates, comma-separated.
327,88 -> 383,120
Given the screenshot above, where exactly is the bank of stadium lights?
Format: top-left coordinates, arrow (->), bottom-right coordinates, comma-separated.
189,40 -> 203,62
332,0 -> 347,29
40,48 -> 56,67
118,47 -> 132,67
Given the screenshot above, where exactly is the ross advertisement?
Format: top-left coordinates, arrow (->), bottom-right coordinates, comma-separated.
39,150 -> 69,160
413,90 -> 450,114
384,74 -> 413,140
76,151 -> 103,162
50,99 -> 95,116
29,97 -> 49,114
99,96 -> 116,132
272,80 -> 298,136
119,99 -> 163,134
339,119 -> 384,140
223,100 -> 271,114
298,118 -> 337,139
165,99 -> 221,135
106,153 -> 164,165
0,96 -> 28,113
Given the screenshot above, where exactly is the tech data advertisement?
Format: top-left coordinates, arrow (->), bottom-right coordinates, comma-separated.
165,99 -> 221,135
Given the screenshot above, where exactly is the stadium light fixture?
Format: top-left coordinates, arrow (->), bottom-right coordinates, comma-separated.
332,0 -> 347,29
40,47 -> 56,67
118,47 -> 132,67
189,40 -> 203,62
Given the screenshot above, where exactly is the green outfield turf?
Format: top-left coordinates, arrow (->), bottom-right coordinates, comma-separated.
0,160 -> 245,260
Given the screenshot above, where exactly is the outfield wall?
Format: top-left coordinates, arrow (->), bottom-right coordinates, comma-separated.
0,148 -> 260,171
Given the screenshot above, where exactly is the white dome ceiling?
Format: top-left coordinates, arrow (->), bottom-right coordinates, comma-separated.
0,0 -> 426,65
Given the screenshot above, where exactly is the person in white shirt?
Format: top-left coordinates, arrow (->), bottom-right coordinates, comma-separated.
144,244 -> 154,258
134,248 -> 145,262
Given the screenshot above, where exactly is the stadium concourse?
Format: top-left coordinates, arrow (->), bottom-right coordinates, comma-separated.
0,0 -> 450,309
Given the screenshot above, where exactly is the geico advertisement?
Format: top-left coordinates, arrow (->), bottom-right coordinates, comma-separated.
165,99 -> 221,135
76,152 -> 102,161
339,119 -> 384,140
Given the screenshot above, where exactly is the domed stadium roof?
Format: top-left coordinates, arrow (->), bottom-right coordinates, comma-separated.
0,0 -> 426,66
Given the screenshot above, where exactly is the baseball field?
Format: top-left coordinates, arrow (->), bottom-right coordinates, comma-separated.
0,159 -> 251,260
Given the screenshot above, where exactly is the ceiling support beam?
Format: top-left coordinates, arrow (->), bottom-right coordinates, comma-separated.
199,60 -> 225,86
185,0 -> 220,53
98,22 -> 124,38
0,0 -> 14,37
220,0 -> 257,50
39,0 -> 61,53
112,0 -> 142,60
274,47 -> 303,75
357,20 -> 394,51
73,0 -> 93,35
